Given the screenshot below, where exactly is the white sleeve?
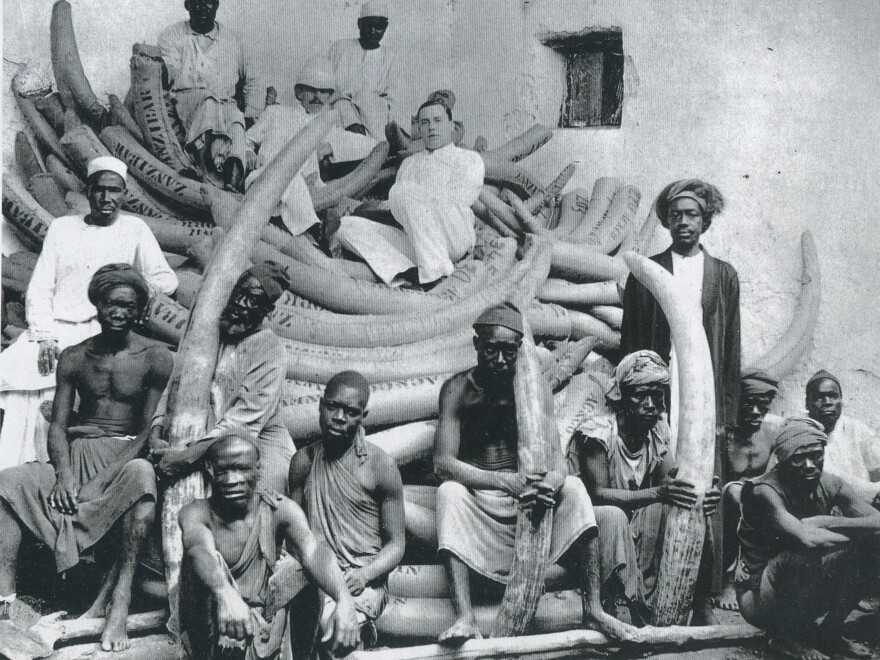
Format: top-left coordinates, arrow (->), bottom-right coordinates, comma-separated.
157,25 -> 184,88
449,151 -> 485,208
25,223 -> 60,341
134,221 -> 178,296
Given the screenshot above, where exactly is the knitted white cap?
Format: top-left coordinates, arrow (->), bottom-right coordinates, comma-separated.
87,156 -> 127,182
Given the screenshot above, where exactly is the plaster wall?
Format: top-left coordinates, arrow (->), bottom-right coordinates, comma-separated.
3,0 -> 879,428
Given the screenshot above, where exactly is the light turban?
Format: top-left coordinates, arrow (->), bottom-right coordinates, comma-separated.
772,416 -> 827,464
360,0 -> 389,19
741,368 -> 779,397
473,302 -> 523,336
87,156 -> 127,182
87,263 -> 149,309
606,350 -> 670,403
245,261 -> 291,303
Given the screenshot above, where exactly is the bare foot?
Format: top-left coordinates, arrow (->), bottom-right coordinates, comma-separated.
689,598 -> 720,626
716,583 -> 741,612
768,635 -> 829,660
438,615 -> 482,645
583,610 -> 642,643
100,607 -> 130,652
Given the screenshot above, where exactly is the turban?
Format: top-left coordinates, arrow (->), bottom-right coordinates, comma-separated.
360,0 -> 389,18
772,416 -> 827,464
246,261 -> 290,303
606,350 -> 670,403
87,156 -> 127,182
806,369 -> 841,395
297,58 -> 336,90
655,179 -> 724,228
473,302 -> 523,336
87,263 -> 149,309
741,368 -> 779,397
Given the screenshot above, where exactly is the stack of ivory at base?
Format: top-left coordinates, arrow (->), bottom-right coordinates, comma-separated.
1,2 -> 821,657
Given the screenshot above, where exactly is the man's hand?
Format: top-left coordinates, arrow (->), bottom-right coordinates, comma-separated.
149,426 -> 169,454
519,470 -> 566,512
344,568 -> 368,597
801,525 -> 850,550
48,471 -> 78,514
330,597 -> 360,657
154,446 -> 192,480
703,476 -> 721,517
216,587 -> 253,641
499,472 -> 541,500
657,468 -> 699,510
37,340 -> 60,376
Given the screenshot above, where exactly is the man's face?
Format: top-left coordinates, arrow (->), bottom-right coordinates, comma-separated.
295,85 -> 335,115
209,445 -> 259,503
620,384 -> 666,434
738,392 -> 774,434
806,379 -> 842,431
95,285 -> 141,336
87,172 -> 126,223
667,197 -> 705,252
780,445 -> 825,487
185,0 -> 219,32
474,325 -> 522,381
419,104 -> 453,151
219,274 -> 272,341
319,384 -> 368,445
358,17 -> 388,49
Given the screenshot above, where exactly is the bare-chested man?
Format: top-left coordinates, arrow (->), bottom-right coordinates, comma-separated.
179,436 -> 360,659
288,371 -> 405,656
0,264 -> 172,651
736,417 -> 880,660
430,303 -> 638,643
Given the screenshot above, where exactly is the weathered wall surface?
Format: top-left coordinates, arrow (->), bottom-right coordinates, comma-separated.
3,0 -> 879,428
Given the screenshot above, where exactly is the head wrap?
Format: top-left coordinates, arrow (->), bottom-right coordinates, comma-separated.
296,58 -> 336,90
87,156 -> 128,182
360,0 -> 389,18
740,368 -> 779,397
655,179 -> 724,228
606,350 -> 670,403
806,369 -> 841,396
772,416 -> 827,464
87,263 -> 150,309
473,302 -> 523,336
245,261 -> 290,303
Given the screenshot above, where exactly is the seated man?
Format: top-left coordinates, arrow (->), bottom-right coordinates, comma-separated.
337,96 -> 484,286
245,58 -> 378,236
0,264 -> 172,651
431,303 -> 638,643
568,350 -> 721,626
288,371 -> 405,655
152,262 -> 295,494
717,368 -> 783,611
158,0 -> 260,190
179,435 -> 360,659
805,370 -> 880,501
736,417 -> 880,660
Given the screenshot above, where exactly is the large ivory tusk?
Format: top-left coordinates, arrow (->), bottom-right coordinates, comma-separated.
50,1 -> 105,124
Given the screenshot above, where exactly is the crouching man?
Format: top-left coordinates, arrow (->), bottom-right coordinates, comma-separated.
179,435 -> 360,659
736,417 -> 880,660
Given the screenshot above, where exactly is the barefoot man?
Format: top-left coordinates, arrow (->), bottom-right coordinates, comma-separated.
432,303 -> 639,643
0,264 -> 172,651
179,435 -> 360,659
288,371 -> 405,655
737,417 -> 880,660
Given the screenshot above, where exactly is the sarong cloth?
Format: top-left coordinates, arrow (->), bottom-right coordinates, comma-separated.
0,429 -> 157,573
304,430 -> 388,644
180,491 -> 304,660
327,38 -> 396,139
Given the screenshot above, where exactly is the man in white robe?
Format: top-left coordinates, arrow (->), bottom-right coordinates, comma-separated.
0,157 -> 178,471
327,0 -> 396,139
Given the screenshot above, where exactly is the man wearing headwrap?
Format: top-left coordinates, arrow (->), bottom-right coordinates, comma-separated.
0,157 -> 177,472
0,264 -> 173,652
805,370 -> 880,502
736,417 -> 880,660
569,350 -> 721,625
410,303 -> 639,645
619,178 -> 740,599
152,262 -> 295,494
327,0 -> 397,139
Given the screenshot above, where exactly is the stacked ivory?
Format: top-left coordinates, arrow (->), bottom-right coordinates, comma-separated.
1,1 -> 821,653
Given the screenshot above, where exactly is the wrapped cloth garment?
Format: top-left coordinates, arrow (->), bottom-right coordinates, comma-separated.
0,429 -> 157,573
327,38 -> 395,138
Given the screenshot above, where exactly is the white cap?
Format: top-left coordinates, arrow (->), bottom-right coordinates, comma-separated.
87,156 -> 128,182
297,58 -> 336,90
360,0 -> 388,19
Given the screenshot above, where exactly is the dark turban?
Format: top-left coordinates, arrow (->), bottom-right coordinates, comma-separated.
806,369 -> 841,396
741,368 -> 779,397
246,261 -> 290,303
87,263 -> 150,309
606,350 -> 670,403
772,416 -> 827,464
473,302 -> 523,336
655,179 -> 725,229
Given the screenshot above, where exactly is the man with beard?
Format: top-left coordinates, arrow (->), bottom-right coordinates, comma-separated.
736,417 -> 880,660
288,371 -> 405,655
429,303 -> 638,644
179,436 -> 360,659
0,264 -> 172,652
152,262 -> 295,494
568,350 -> 721,626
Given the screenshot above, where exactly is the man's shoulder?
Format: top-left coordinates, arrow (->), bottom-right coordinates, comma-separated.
158,20 -> 189,41
702,249 -> 739,277
838,414 -> 873,436
180,496 -> 211,523
44,214 -> 84,235
572,414 -> 617,452
441,368 -> 475,396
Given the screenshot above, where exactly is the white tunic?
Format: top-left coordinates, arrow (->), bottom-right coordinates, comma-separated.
327,38 -> 395,138
824,415 -> 880,499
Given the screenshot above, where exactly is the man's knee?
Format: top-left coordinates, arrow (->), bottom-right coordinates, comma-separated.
436,480 -> 468,506
594,504 -> 629,535
122,458 -> 156,485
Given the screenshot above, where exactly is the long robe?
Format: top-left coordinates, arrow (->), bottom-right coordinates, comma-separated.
327,38 -> 395,139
